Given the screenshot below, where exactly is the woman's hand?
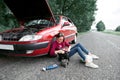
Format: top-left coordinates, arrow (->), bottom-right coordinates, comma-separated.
59,50 -> 65,54
62,46 -> 71,52
55,50 -> 65,54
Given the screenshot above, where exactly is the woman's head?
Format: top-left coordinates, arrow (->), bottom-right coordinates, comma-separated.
55,33 -> 65,43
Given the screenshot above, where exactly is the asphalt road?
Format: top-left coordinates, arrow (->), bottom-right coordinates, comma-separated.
0,31 -> 120,80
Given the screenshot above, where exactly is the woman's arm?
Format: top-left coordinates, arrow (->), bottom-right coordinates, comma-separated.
50,41 -> 65,56
60,41 -> 71,52
62,46 -> 71,52
49,42 -> 57,56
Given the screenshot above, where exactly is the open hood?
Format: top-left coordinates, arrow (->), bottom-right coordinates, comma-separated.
4,0 -> 55,22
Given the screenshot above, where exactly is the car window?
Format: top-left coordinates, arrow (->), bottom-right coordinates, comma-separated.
61,17 -> 67,26
54,16 -> 60,24
67,18 -> 73,24
25,19 -> 54,27
61,17 -> 73,26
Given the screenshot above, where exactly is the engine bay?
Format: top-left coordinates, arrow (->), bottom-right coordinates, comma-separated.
0,19 -> 54,41
0,27 -> 39,41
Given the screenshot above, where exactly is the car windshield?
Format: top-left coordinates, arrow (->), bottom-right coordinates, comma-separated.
24,19 -> 54,27
54,16 -> 60,24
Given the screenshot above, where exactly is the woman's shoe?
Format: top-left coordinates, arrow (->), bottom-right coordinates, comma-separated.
90,54 -> 99,59
85,62 -> 99,68
85,55 -> 99,68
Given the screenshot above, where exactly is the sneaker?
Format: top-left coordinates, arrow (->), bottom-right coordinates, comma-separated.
85,62 -> 99,68
90,54 -> 99,59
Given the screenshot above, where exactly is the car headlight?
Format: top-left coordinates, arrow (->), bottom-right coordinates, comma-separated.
19,35 -> 42,41
0,35 -> 2,41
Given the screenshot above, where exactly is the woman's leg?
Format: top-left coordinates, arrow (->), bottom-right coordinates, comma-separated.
76,43 -> 99,59
69,46 -> 86,61
69,44 -> 99,68
71,43 -> 89,55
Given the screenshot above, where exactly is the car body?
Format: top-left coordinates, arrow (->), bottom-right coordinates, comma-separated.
0,0 -> 77,57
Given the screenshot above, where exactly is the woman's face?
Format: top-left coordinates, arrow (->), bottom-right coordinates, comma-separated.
56,37 -> 64,43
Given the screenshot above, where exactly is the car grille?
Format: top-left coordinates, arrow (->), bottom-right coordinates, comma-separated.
2,32 -> 23,41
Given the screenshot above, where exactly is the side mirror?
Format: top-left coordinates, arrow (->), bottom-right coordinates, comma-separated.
63,22 -> 70,26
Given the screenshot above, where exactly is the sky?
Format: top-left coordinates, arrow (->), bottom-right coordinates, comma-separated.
92,0 -> 120,30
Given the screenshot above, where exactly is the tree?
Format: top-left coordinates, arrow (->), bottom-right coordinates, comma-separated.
0,0 -> 19,32
115,25 -> 120,31
96,21 -> 105,31
0,0 -> 97,32
48,0 -> 97,32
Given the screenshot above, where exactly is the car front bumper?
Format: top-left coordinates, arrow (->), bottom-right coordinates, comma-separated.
0,41 -> 49,54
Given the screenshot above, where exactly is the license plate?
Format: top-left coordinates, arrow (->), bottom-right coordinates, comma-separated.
0,44 -> 14,50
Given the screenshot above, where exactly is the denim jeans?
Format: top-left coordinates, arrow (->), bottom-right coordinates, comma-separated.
69,43 -> 89,61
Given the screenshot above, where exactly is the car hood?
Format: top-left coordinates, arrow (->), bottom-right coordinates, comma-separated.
4,0 -> 55,22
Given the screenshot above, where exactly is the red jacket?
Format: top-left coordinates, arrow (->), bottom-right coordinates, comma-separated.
49,41 -> 70,57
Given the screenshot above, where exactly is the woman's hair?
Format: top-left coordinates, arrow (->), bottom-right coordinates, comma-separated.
55,32 -> 65,41
55,32 -> 64,38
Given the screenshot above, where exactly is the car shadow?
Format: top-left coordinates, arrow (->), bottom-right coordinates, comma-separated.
0,54 -> 57,63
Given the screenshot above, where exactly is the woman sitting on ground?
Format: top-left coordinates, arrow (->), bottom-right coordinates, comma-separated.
49,32 -> 99,68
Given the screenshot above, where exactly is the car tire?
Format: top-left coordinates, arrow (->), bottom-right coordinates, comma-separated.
71,34 -> 77,44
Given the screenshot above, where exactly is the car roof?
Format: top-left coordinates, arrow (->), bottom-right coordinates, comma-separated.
4,0 -> 55,22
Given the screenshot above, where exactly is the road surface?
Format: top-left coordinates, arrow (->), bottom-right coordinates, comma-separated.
0,31 -> 120,80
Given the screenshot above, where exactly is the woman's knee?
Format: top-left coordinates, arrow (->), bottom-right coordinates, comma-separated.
76,47 -> 81,52
78,43 -> 82,46
75,43 -> 80,47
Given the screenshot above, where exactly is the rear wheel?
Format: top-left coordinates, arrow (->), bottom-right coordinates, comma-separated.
71,34 -> 77,44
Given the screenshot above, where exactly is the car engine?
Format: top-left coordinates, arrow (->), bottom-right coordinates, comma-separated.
1,28 -> 39,41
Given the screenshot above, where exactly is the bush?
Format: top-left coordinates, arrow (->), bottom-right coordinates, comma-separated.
96,21 -> 105,31
115,26 -> 120,31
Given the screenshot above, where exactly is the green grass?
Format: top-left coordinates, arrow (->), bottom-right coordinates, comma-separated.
102,30 -> 120,36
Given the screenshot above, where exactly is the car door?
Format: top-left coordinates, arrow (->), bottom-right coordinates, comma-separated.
60,17 -> 76,42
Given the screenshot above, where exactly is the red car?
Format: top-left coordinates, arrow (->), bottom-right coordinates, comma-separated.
0,0 -> 77,57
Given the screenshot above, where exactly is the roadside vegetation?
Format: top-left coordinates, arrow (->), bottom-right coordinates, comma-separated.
95,20 -> 120,36
48,0 -> 97,32
96,21 -> 105,31
102,30 -> 120,36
